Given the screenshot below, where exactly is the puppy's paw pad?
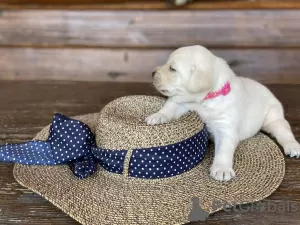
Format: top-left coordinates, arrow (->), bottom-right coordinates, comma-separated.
210,164 -> 235,182
283,141 -> 300,158
145,112 -> 170,125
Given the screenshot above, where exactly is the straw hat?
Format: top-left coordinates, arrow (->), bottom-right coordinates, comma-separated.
10,95 -> 285,225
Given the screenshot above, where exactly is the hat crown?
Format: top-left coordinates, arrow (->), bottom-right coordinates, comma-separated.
95,96 -> 204,150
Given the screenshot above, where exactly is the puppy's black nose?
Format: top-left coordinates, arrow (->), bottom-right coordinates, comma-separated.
152,71 -> 156,78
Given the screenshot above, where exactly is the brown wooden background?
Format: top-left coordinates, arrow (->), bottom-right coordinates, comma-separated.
0,0 -> 300,84
0,1 -> 300,225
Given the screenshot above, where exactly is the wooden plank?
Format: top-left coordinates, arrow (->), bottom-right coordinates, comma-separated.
1,0 -> 300,10
0,10 -> 300,48
0,81 -> 299,224
1,48 -> 300,84
0,81 -> 159,143
1,0 -> 147,2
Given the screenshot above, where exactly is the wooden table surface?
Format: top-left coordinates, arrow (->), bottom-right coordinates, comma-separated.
0,80 -> 299,225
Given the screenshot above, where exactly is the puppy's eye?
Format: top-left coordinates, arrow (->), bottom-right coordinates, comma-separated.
170,66 -> 176,72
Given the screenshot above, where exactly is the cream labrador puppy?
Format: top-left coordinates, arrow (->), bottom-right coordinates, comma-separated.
145,45 -> 300,182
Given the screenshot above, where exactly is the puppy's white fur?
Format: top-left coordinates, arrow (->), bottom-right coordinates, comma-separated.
146,45 -> 300,182
173,0 -> 192,6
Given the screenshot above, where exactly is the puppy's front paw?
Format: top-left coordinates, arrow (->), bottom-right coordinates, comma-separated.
145,112 -> 171,125
173,0 -> 188,5
173,0 -> 192,6
283,141 -> 300,158
210,164 -> 236,182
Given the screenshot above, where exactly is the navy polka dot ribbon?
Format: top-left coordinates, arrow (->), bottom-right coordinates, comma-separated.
0,113 -> 209,179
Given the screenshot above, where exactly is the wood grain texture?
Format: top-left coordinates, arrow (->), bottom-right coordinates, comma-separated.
1,0 -> 300,9
0,81 -> 299,224
1,10 -> 300,48
1,48 -> 300,84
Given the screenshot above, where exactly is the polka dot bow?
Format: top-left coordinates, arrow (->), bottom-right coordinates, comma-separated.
0,113 -> 98,179
0,114 -> 209,180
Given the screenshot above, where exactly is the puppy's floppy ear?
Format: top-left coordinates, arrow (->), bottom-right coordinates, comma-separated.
187,65 -> 214,93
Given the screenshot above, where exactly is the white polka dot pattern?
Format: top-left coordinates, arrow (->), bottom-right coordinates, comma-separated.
68,153 -> 97,179
129,128 -> 209,178
92,148 -> 126,174
0,113 -> 99,179
0,113 -> 209,180
0,141 -> 55,165
47,113 -> 95,164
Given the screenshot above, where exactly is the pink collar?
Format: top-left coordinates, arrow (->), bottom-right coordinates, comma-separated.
203,81 -> 231,101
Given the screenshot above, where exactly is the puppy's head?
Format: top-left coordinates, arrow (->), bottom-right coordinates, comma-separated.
152,45 -> 216,97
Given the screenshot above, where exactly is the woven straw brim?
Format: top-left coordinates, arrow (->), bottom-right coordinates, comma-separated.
13,113 -> 285,225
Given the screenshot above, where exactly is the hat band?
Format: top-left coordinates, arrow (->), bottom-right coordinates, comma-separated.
0,113 -> 208,180
92,127 -> 209,179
